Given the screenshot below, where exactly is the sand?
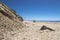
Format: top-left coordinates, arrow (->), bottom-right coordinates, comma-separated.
20,21 -> 60,40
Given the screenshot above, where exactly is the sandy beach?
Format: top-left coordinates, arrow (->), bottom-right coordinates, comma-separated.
19,21 -> 60,40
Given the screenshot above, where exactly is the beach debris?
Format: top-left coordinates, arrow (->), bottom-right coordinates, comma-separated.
40,25 -> 55,31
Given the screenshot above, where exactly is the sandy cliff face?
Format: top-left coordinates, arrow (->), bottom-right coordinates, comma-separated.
0,2 -> 24,40
0,2 -> 23,21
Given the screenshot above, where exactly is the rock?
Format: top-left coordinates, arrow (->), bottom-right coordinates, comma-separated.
40,25 -> 55,31
0,2 -> 24,40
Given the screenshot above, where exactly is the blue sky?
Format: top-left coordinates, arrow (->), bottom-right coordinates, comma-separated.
0,0 -> 60,21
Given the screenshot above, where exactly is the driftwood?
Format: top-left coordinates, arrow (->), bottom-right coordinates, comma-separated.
40,25 -> 55,31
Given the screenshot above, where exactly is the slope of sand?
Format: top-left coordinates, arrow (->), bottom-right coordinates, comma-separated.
0,3 -> 24,40
21,21 -> 60,40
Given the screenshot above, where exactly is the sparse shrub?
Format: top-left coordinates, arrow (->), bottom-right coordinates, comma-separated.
33,20 -> 36,23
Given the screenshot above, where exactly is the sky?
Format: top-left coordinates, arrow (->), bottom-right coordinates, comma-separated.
0,0 -> 60,21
